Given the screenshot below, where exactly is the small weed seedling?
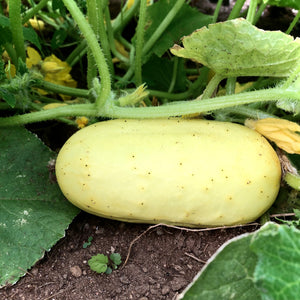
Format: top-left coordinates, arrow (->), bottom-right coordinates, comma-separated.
83,236 -> 93,248
88,253 -> 122,274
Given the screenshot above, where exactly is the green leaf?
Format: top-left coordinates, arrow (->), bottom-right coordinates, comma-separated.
142,55 -> 186,92
0,127 -> 79,287
266,0 -> 300,9
51,28 -> 68,50
171,18 -> 300,77
110,253 -> 122,267
143,0 -> 212,58
0,25 -> 12,45
179,233 -> 260,300
251,223 -> 300,300
180,222 -> 300,300
0,14 -> 9,27
276,98 -> 300,115
88,254 -> 108,273
0,87 -> 16,107
23,27 -> 41,51
52,0 -> 66,16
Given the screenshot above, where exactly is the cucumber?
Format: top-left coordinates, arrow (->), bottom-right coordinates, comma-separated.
55,119 -> 281,227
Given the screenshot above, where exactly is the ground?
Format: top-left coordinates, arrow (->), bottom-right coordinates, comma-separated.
0,212 -> 258,300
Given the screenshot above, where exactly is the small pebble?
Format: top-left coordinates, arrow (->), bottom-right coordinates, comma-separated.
119,275 -> 130,284
70,265 -> 82,277
161,285 -> 170,295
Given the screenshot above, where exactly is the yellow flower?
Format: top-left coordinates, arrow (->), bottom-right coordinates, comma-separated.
245,118 -> 300,154
126,0 -> 152,9
28,18 -> 45,31
76,116 -> 89,129
26,47 -> 41,68
26,47 -> 77,100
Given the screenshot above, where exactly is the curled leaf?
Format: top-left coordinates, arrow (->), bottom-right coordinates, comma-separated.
245,118 -> 300,154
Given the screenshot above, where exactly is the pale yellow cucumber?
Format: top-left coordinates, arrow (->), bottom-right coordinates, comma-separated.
55,119 -> 281,227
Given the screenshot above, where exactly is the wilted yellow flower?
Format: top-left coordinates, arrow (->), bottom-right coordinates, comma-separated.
245,118 -> 300,154
26,47 -> 77,100
28,17 -> 45,31
76,116 -> 89,129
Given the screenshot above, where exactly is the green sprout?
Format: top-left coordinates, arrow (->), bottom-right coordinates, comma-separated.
83,236 -> 93,248
88,252 -> 122,274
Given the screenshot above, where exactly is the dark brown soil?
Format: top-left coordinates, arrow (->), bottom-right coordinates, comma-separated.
0,212 -> 259,300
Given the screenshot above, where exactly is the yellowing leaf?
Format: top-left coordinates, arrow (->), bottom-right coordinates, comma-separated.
245,118 -> 300,154
43,103 -> 68,110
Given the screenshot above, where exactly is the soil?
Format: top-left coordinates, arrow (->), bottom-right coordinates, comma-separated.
0,1 -> 298,299
0,212 -> 259,300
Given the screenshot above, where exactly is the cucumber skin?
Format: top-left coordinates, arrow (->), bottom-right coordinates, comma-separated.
55,119 -> 281,227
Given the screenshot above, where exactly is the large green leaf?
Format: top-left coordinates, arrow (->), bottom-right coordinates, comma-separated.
143,0 -> 212,58
0,127 -> 79,287
179,222 -> 300,300
251,223 -> 300,300
178,232 -> 260,300
266,0 -> 300,9
171,18 -> 300,77
142,55 -> 186,92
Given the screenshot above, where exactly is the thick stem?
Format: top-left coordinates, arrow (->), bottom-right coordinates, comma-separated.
246,0 -> 257,24
212,0 -> 223,23
0,104 -> 96,126
39,81 -> 90,98
66,40 -> 87,67
105,87 -> 296,119
1,86 -> 298,126
253,1 -> 267,25
227,0 -> 246,20
112,0 -> 141,34
286,10 -> 300,35
62,0 -> 111,108
86,0 -> 99,88
9,0 -> 26,62
22,0 -> 49,24
168,57 -> 179,93
142,0 -> 185,55
97,0 -> 114,76
201,73 -> 225,99
134,0 -> 148,86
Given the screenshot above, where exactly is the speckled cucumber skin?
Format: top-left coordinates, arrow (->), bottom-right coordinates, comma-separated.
55,119 -> 281,227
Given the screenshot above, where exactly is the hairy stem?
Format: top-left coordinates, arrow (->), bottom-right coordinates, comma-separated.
22,0 -> 49,24
134,0 -> 148,86
0,86 -> 298,126
62,0 -> 111,108
9,0 -> 26,62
